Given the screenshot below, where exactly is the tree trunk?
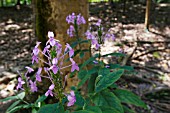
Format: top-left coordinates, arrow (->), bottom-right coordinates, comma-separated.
34,0 -> 89,91
145,0 -> 151,30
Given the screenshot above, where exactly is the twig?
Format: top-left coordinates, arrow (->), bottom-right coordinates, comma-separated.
133,47 -> 168,60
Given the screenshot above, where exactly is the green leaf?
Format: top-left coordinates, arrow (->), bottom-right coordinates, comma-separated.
35,95 -> 47,103
109,64 -> 134,72
78,67 -> 98,88
113,89 -> 147,108
95,69 -> 124,93
123,106 -> 135,113
7,104 -> 32,113
80,54 -> 99,69
85,106 -> 102,113
80,51 -> 85,58
0,92 -> 25,102
32,109 -> 38,113
78,67 -> 98,80
98,68 -> 110,76
102,53 -> 125,57
38,103 -> 64,113
16,92 -> 25,100
92,90 -> 123,113
99,106 -> 120,113
0,96 -> 18,102
75,92 -> 85,107
7,100 -> 21,112
65,110 -> 70,113
88,74 -> 98,93
78,74 -> 91,88
73,110 -> 95,113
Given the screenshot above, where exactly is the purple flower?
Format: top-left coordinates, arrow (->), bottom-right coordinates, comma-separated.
32,42 -> 41,56
65,43 -> 74,57
36,67 -> 42,82
50,65 -> 58,74
70,58 -> 79,72
67,25 -> 75,37
45,84 -> 55,97
66,13 -> 76,24
48,31 -> 54,38
25,66 -> 34,73
33,48 -> 39,56
67,90 -> 76,107
93,60 -> 98,64
52,58 -> 58,65
16,77 -> 25,90
96,19 -> 102,27
29,80 -> 37,92
91,39 -> 100,50
32,55 -> 38,64
43,45 -> 50,54
77,14 -> 86,25
105,65 -> 110,68
46,31 -> 56,46
50,58 -> 59,74
111,34 -> 115,40
85,30 -> 95,40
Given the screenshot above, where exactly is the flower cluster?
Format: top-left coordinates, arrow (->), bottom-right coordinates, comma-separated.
66,13 -> 86,37
85,19 -> 115,50
16,31 -> 79,106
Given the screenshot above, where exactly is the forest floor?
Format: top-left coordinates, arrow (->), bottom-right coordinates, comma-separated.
0,1 -> 170,113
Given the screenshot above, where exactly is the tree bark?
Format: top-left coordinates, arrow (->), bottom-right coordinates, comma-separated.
144,0 -> 151,30
34,0 -> 90,91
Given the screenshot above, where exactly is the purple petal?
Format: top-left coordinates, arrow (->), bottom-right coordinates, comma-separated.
36,74 -> 42,82
69,49 -> 74,57
25,66 -> 34,73
52,58 -> 58,65
51,65 -> 58,74
49,84 -> 55,90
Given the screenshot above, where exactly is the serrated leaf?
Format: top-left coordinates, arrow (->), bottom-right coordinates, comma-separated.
99,106 -> 120,113
95,69 -> 124,92
113,89 -> 147,108
38,103 -> 64,113
92,90 -> 123,113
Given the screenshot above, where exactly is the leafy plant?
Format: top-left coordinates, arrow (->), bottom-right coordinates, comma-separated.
0,13 -> 147,113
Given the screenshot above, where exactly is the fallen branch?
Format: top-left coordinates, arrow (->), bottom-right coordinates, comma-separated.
133,47 -> 169,60
132,64 -> 164,75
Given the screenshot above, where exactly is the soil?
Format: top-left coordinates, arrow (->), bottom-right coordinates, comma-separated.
0,1 -> 170,113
